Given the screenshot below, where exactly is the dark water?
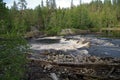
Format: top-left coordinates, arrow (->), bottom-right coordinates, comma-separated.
35,39 -> 60,44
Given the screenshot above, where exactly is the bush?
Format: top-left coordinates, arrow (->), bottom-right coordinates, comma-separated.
0,35 -> 28,80
46,26 -> 61,36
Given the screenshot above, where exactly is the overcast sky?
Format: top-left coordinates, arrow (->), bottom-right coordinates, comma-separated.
4,0 -> 94,9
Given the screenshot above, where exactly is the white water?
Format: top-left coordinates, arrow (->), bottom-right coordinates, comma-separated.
30,35 -> 120,58
31,38 -> 89,51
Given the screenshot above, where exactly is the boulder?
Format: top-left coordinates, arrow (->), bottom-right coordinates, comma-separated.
60,29 -> 75,35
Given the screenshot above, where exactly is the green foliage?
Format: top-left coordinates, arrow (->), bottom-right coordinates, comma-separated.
2,0 -> 120,37
0,1 -> 28,80
1,0 -> 120,79
0,0 -> 10,34
46,26 -> 61,36
4,0 -> 119,37
0,36 -> 28,80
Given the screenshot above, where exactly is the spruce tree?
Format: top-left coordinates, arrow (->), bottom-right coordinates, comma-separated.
18,0 -> 27,10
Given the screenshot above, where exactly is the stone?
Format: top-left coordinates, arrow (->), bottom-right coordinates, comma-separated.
60,29 -> 75,35
78,50 -> 89,55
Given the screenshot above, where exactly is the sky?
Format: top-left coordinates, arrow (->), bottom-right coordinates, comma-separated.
3,0 -> 94,9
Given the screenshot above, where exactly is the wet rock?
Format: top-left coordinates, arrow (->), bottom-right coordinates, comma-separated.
78,50 -> 89,55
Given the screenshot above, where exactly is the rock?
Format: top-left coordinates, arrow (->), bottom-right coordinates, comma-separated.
44,64 -> 53,70
78,50 -> 89,55
24,30 -> 40,38
50,73 -> 59,80
60,29 -> 75,35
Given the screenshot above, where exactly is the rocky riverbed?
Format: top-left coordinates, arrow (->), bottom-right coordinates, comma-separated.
27,35 -> 120,80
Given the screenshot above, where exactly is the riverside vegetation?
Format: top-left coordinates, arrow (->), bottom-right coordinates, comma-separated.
0,0 -> 120,80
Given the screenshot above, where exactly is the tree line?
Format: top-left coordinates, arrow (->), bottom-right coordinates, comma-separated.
1,0 -> 120,36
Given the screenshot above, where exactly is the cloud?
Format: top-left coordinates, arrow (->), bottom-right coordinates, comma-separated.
4,0 -> 94,9
4,0 -> 14,8
26,0 -> 41,9
57,0 -> 71,8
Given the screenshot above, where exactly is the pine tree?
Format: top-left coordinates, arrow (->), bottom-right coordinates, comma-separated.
71,0 -> 74,8
52,0 -> 56,9
80,0 -> 82,5
46,0 -> 49,7
104,0 -> 111,5
0,0 -> 7,20
116,0 -> 120,21
112,0 -> 117,5
11,1 -> 18,10
18,0 -> 27,10
0,0 -> 9,34
41,0 -> 44,7
48,0 -> 56,9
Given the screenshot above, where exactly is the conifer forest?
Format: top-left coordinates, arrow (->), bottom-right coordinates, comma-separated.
0,0 -> 120,80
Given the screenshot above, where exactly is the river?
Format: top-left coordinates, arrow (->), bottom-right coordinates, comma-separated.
29,35 -> 120,58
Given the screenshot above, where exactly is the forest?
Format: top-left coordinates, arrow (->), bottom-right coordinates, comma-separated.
0,0 -> 120,80
1,0 -> 120,36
